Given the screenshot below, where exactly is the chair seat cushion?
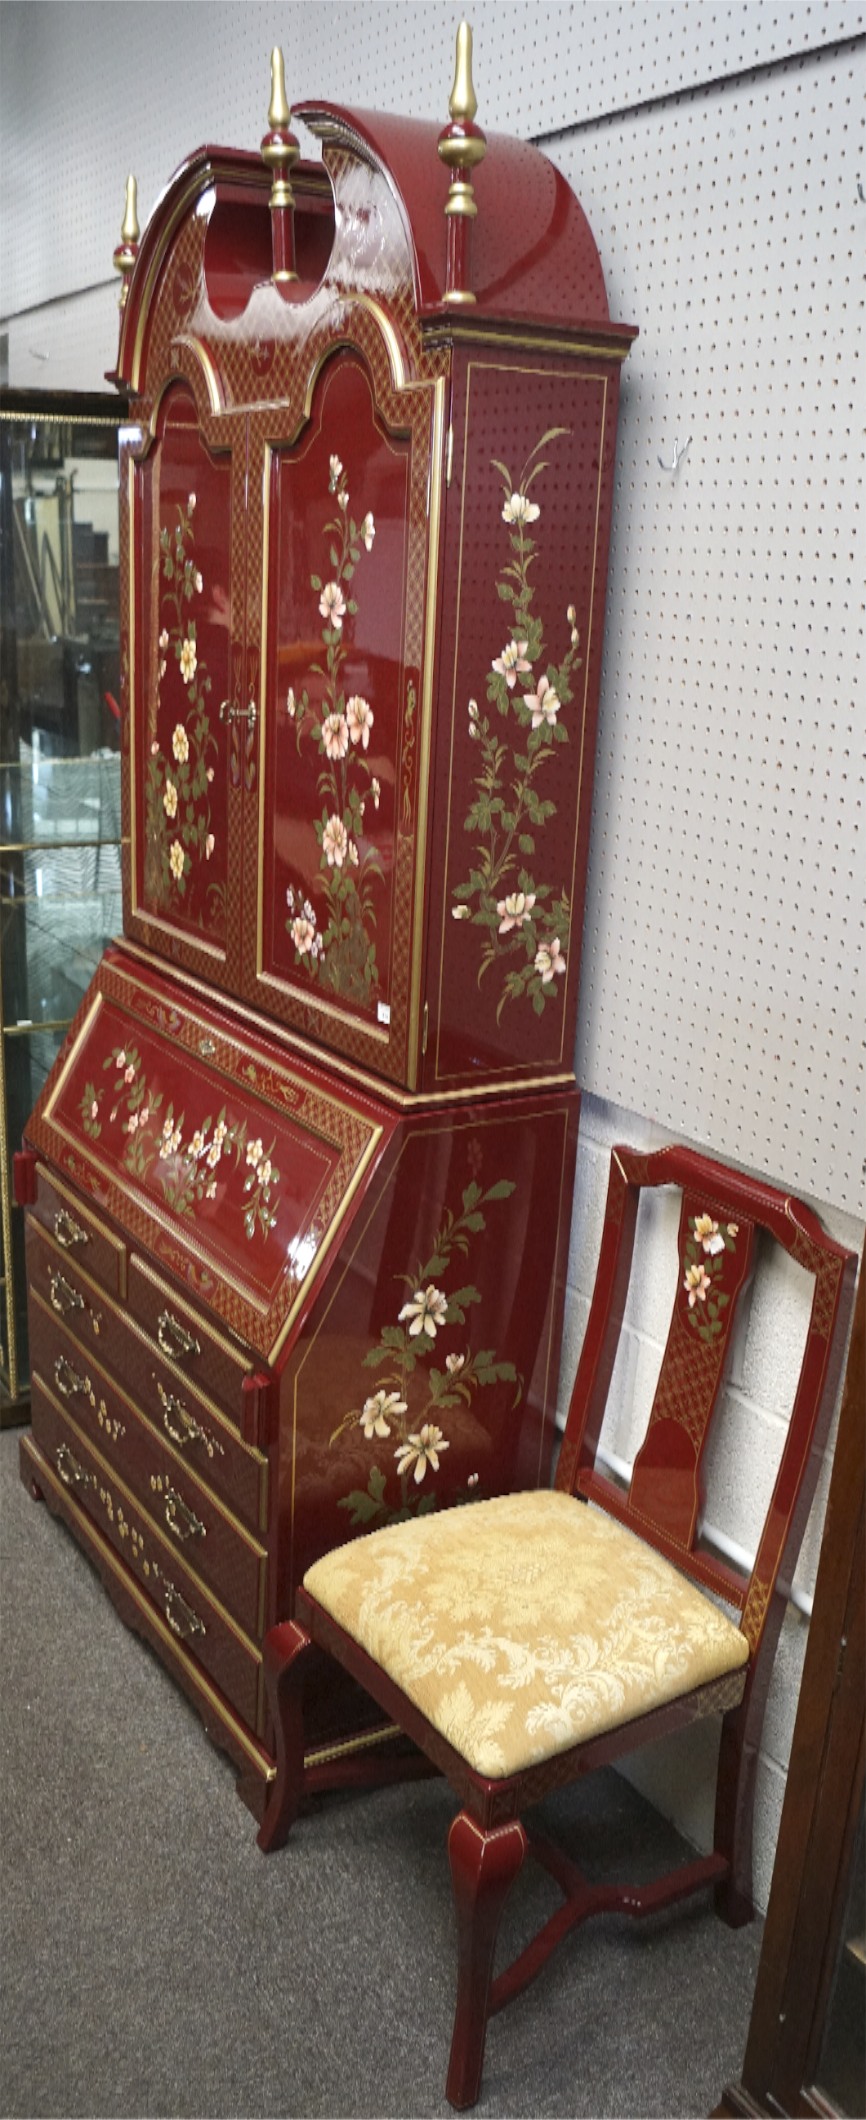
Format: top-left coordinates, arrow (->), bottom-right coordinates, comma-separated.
303,1491 -> 750,1779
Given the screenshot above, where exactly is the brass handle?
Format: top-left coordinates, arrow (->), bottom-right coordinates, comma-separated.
161,1579 -> 205,1641
156,1380 -> 223,1461
56,1442 -> 94,1491
219,698 -> 257,729
157,1310 -> 200,1363
164,1485 -> 206,1543
49,1270 -> 85,1317
157,1380 -> 203,1448
54,1354 -> 89,1400
54,1208 -> 89,1250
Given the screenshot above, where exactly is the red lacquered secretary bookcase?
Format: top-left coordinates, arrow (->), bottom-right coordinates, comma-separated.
16,32 -> 636,1822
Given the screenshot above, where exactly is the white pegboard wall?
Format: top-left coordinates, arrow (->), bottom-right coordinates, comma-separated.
559,42 -> 865,1216
1,1 -> 862,318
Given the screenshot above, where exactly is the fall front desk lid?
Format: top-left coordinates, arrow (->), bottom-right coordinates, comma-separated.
27,954 -> 386,1361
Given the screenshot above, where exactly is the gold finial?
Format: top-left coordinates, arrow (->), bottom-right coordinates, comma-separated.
448,20 -> 478,125
120,174 -> 140,248
268,46 -> 291,131
438,22 -> 487,304
113,174 -> 140,310
261,45 -> 300,286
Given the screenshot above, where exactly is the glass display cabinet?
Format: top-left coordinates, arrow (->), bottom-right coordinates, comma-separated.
0,392 -> 125,1417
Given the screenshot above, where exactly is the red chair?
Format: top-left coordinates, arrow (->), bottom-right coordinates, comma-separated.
258,1144 -> 856,2109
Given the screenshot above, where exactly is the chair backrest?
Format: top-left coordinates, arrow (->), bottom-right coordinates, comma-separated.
556,1145 -> 856,1654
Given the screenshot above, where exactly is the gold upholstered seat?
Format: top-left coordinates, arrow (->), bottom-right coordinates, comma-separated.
304,1489 -> 749,1779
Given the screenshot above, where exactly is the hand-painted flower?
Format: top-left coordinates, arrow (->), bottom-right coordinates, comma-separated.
205,834 -> 215,859
206,766 -> 215,783
140,1107 -> 150,1128
359,1389 -> 408,1441
527,674 -> 561,729
194,570 -> 203,594
502,492 -> 541,526
321,712 -> 350,761
151,741 -> 160,757
727,1223 -> 739,1237
468,1472 -> 479,1487
337,489 -> 348,511
361,512 -> 375,550
452,904 -> 471,919
567,604 -> 577,625
394,1424 -> 450,1484
348,839 -> 359,867
206,1181 -> 217,1200
328,454 -> 343,487
161,1117 -> 174,1142
188,493 -> 196,512
319,582 -> 346,629
246,1138 -> 263,1168
258,1159 -> 272,1187
684,1262 -> 712,1307
534,937 -> 566,983
169,840 -> 185,881
124,1064 -> 135,1085
90,1099 -> 99,1121
322,815 -> 349,868
179,639 -> 197,686
445,1352 -> 465,1374
163,778 -> 178,819
497,890 -> 536,934
694,1214 -> 717,1246
189,1131 -> 206,1158
206,1141 -> 222,1169
127,1113 -> 138,1134
290,914 -> 316,957
214,1121 -> 227,1147
398,1284 -> 449,1339
159,628 -> 170,651
286,687 -> 296,717
116,1050 -> 126,1069
347,694 -> 374,749
158,660 -> 167,682
492,640 -> 531,688
371,777 -> 381,810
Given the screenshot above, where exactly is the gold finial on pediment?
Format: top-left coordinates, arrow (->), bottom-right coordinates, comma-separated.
438,22 -> 487,303
262,46 -> 300,287
113,175 -> 140,309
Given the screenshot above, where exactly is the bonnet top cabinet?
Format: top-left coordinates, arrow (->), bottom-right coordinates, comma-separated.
18,37 -> 635,1818
115,76 -> 635,1094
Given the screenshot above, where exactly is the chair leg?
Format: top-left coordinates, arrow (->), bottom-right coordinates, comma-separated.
257,1620 -> 312,1854
445,1811 -> 528,2111
713,1701 -> 756,1927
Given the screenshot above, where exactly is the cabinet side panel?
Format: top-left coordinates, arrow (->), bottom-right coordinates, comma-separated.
425,352 -> 621,1091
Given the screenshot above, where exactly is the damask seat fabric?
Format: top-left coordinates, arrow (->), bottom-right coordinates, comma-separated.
302,1490 -> 750,1779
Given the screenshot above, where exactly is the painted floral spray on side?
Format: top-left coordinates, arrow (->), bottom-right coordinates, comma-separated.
284,456 -> 383,1005
452,427 -> 581,1020
331,1176 -> 521,1529
144,495 -> 222,920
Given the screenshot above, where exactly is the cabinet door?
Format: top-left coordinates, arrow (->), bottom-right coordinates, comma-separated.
247,348 -> 439,1085
124,384 -> 244,988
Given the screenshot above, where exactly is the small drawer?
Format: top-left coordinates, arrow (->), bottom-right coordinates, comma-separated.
128,1256 -> 253,1420
28,1280 -> 267,1536
26,1218 -> 114,1352
30,1165 -> 126,1297
33,1302 -> 267,1638
31,1374 -> 264,1737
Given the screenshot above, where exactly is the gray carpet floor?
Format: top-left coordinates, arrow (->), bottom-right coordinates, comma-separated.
1,1427 -> 762,2118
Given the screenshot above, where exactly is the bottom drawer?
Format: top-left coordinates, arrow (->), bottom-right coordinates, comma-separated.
31,1372 -> 264,1737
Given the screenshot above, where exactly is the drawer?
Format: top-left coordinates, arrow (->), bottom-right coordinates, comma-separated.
31,1373 -> 264,1737
26,1264 -> 267,1535
128,1256 -> 254,1419
30,1165 -> 126,1298
32,1298 -> 267,1638
26,1218 -> 116,1351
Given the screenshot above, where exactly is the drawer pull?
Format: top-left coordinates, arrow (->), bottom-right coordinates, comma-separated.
163,1485 -> 206,1543
54,1208 -> 89,1250
56,1442 -> 95,1492
49,1270 -> 85,1317
157,1309 -> 201,1363
156,1381 -> 225,1461
54,1355 -> 89,1401
160,1577 -> 206,1641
